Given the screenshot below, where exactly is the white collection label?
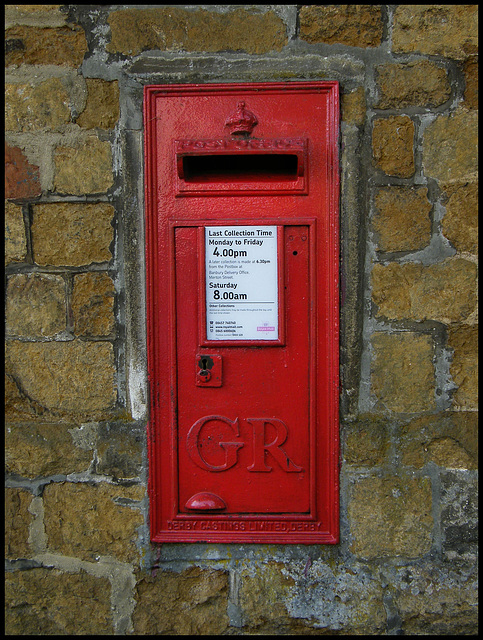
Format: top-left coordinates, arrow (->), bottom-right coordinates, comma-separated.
205,226 -> 278,340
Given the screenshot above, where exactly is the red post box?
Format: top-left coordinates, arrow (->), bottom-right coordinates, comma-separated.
144,82 -> 339,543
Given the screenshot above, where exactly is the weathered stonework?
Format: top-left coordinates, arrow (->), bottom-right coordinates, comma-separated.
371,259 -> 478,324
393,562 -> 478,634
441,182 -> 478,254
95,422 -> 144,479
344,414 -> 391,466
236,561 -> 387,634
341,86 -> 366,126
76,79 -> 120,130
371,332 -> 435,413
5,25 -> 88,67
5,371 -> 46,421
5,78 -> 71,132
43,482 -> 144,562
5,422 -> 96,478
5,4 -> 69,28
72,272 -> 115,337
5,142 -> 41,200
372,186 -> 432,253
440,471 -> 478,561
238,562 -> 296,633
285,560 -> 387,634
447,325 -> 478,410
423,107 -> 478,184
399,412 -> 478,470
5,569 -> 113,635
392,5 -> 478,60
54,136 -> 114,195
133,567 -> 229,634
6,273 -> 66,337
107,7 -> 287,56
375,60 -> 451,109
299,5 -> 383,48
463,56 -> 478,110
372,116 -> 415,178
5,340 -> 116,415
32,202 -> 114,266
5,487 -> 33,559
5,201 -> 27,264
348,475 -> 433,559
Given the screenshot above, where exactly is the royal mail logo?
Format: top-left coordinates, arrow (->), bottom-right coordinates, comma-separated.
257,323 -> 276,332
186,415 -> 303,473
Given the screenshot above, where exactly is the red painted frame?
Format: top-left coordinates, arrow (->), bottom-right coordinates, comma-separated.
144,82 -> 340,544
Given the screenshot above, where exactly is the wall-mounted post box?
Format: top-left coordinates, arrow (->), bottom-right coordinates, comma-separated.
144,82 -> 339,544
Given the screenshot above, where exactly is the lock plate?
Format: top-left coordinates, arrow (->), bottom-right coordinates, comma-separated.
196,354 -> 222,387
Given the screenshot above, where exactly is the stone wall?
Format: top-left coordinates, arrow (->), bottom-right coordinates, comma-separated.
5,5 -> 478,634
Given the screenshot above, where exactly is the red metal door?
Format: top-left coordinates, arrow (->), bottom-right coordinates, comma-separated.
175,224 -> 311,514
144,82 -> 339,543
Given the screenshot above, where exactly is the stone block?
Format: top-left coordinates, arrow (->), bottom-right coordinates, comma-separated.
371,332 -> 435,413
372,116 -> 414,178
448,325 -> 478,410
5,142 -> 41,200
423,107 -> 478,184
5,568 -> 113,635
372,186 -> 432,253
299,5 -> 383,48
54,136 -> 113,195
107,7 -> 287,56
133,566 -> 229,634
5,422 -> 95,478
375,60 -> 451,109
440,471 -> 478,561
399,412 -> 478,470
43,482 -> 144,562
441,182 -> 478,254
32,202 -> 114,267
5,340 -> 116,415
393,562 -> 478,634
95,422 -> 144,479
5,78 -> 71,132
5,201 -> 27,264
236,561 -> 385,634
344,415 -> 391,466
5,371 -> 45,421
341,86 -> 366,126
392,5 -> 478,60
371,258 -> 477,324
6,273 -> 66,337
5,487 -> 33,559
5,5 -> 69,29
348,475 -> 433,559
72,272 -> 115,337
5,25 -> 88,67
238,562 -> 296,632
76,79 -> 120,130
463,56 -> 478,110
284,560 -> 386,634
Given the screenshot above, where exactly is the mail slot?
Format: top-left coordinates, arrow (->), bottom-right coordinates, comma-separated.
144,82 -> 340,544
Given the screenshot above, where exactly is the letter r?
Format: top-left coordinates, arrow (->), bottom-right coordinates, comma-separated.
246,418 -> 303,473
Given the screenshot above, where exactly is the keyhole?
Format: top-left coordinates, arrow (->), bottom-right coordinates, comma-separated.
198,355 -> 214,371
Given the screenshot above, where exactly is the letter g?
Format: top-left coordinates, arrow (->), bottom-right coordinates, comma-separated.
186,416 -> 244,471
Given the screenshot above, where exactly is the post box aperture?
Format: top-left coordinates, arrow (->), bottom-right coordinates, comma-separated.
144,82 -> 339,544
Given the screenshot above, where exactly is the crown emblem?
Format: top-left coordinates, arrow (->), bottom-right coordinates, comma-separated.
225,101 -> 258,136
